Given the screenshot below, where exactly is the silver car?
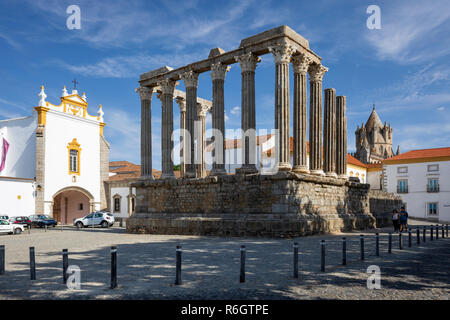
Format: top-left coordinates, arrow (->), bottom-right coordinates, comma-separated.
73,211 -> 115,228
0,219 -> 24,235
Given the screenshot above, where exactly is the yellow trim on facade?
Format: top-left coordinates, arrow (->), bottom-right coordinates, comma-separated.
367,166 -> 382,172
383,156 -> 450,165
67,138 -> 82,176
99,122 -> 106,136
347,163 -> 367,171
34,106 -> 50,126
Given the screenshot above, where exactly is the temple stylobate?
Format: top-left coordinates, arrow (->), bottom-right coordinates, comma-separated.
136,25 -> 347,179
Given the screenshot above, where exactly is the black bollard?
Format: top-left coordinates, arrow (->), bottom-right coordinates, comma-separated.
293,242 -> 299,278
45,225 -> 47,232
175,245 -> 182,285
399,232 -> 403,250
417,228 -> 420,245
0,245 -> 5,275
110,246 -> 117,289
375,233 -> 379,256
342,237 -> 347,265
423,227 -> 426,243
320,240 -> 325,272
360,235 -> 365,260
28,225 -> 30,234
408,231 -> 412,248
388,233 -> 392,254
62,249 -> 68,284
446,224 -> 449,238
431,226 -> 434,241
119,218 -> 123,228
442,225 -> 445,238
29,247 -> 36,280
436,225 -> 439,239
240,245 -> 246,283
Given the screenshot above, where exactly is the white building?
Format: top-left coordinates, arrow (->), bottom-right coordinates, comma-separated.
383,147 -> 450,223
0,86 -> 109,223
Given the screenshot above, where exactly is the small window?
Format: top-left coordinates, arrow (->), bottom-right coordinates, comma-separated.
70,150 -> 78,173
397,166 -> 408,174
427,164 -> 439,172
397,179 -> 408,193
114,198 -> 120,212
131,198 -> 135,212
79,203 -> 83,211
427,203 -> 438,216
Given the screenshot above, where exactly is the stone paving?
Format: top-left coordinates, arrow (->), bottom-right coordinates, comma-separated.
0,219 -> 448,300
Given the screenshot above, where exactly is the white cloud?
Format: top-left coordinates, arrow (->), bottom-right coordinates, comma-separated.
230,106 -> 240,115
365,1 -> 450,63
437,106 -> 445,111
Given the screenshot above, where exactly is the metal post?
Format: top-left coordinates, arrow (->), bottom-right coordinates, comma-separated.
342,237 -> 347,265
442,225 -> 445,238
436,224 -> 439,239
28,225 -> 31,234
375,233 -> 379,256
423,227 -> 426,243
408,231 -> 412,247
175,245 -> 182,285
119,218 -> 123,228
431,225 -> 434,241
240,245 -> 246,283
399,232 -> 403,250
417,228 -> 420,245
320,240 -> 325,272
111,246 -> 117,289
45,225 -> 47,232
0,245 -> 5,275
30,247 -> 36,280
388,233 -> 392,254
62,249 -> 68,284
360,235 -> 365,260
293,242 -> 298,279
446,224 -> 449,238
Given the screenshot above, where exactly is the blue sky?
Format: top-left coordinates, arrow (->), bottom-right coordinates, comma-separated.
0,0 -> 449,170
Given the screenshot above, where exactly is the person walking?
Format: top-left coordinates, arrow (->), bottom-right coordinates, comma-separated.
400,206 -> 408,232
392,209 -> 399,232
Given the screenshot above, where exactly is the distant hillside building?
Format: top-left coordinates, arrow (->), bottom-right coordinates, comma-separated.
354,105 -> 399,164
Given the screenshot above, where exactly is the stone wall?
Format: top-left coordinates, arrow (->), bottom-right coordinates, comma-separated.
368,189 -> 403,227
127,172 -> 401,238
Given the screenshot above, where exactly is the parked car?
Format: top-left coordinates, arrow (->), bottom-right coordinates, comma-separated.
0,215 -> 9,221
74,211 -> 115,228
29,215 -> 57,228
0,219 -> 24,235
10,216 -> 32,229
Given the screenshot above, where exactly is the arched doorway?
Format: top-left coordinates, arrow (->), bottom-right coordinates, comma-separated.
52,187 -> 94,224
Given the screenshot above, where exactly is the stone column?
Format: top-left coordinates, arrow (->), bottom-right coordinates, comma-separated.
234,52 -> 260,174
308,63 -> 328,175
291,54 -> 311,173
158,79 -> 177,179
197,103 -> 208,178
336,95 -> 348,178
324,88 -> 337,177
270,43 -> 296,171
136,86 -> 154,179
175,97 -> 186,177
181,70 -> 199,178
210,62 -> 229,176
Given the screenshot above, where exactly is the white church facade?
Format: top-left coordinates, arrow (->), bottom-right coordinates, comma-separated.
0,86 -> 109,223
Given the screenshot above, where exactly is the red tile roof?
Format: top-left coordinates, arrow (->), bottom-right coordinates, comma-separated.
383,147 -> 450,162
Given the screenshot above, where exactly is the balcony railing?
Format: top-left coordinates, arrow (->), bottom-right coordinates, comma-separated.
427,184 -> 440,193
397,186 -> 408,193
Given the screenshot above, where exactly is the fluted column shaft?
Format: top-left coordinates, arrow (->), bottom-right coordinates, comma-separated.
158,79 -> 177,179
137,86 -> 154,179
336,96 -> 347,178
292,54 -> 310,173
181,70 -> 199,178
210,62 -> 229,176
271,43 -> 295,171
197,104 -> 208,178
324,88 -> 337,177
235,52 -> 259,174
308,64 -> 328,175
176,98 -> 186,177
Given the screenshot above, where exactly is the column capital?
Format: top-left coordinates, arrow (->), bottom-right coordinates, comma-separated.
234,52 -> 260,73
197,103 -> 210,118
308,63 -> 329,82
175,96 -> 186,112
158,79 -> 178,95
135,86 -> 154,101
181,69 -> 199,88
211,62 -> 230,81
269,43 -> 296,64
292,53 -> 313,75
